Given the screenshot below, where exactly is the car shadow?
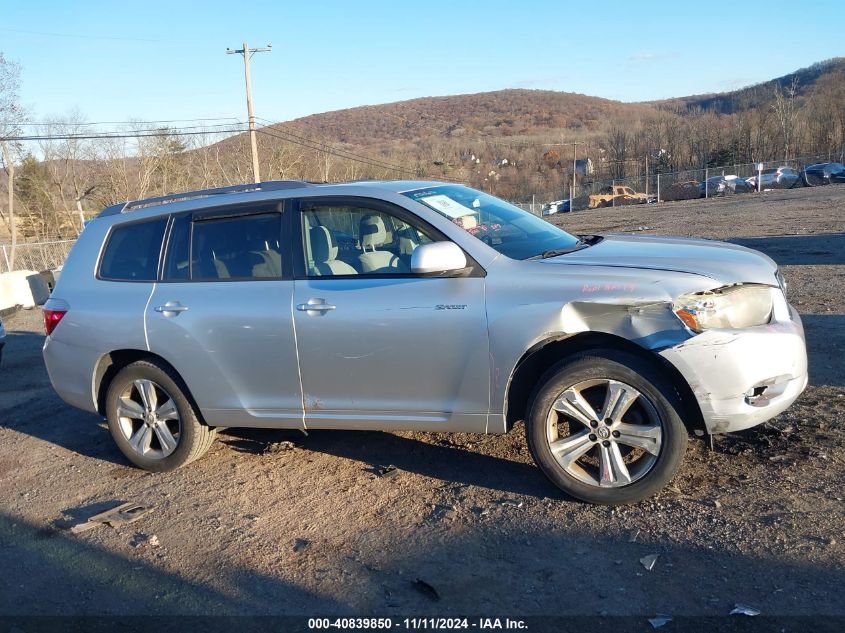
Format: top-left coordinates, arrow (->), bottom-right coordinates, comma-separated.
0,510 -> 346,617
0,329 -> 127,466
729,233 -> 845,265
3,508 -> 845,620
222,426 -> 563,499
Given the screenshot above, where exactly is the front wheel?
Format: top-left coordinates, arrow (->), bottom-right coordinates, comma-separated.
105,360 -> 216,472
526,350 -> 687,505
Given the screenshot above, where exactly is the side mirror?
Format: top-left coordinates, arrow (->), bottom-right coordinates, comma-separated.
411,241 -> 467,275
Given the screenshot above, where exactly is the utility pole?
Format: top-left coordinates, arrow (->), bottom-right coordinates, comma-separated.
227,42 -> 272,183
557,141 -> 582,206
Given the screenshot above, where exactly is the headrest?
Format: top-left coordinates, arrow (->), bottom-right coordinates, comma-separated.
360,215 -> 387,248
310,226 -> 337,263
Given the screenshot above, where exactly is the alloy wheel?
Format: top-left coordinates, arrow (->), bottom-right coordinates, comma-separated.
546,378 -> 663,488
116,379 -> 182,459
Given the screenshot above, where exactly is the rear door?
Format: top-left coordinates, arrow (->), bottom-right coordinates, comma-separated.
95,216 -> 169,355
290,197 -> 490,432
145,203 -> 303,429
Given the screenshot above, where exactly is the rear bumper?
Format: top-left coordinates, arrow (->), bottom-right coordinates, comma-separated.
659,294 -> 808,434
43,336 -> 99,413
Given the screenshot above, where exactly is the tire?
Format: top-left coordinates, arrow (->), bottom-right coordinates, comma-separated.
525,349 -> 687,505
105,360 -> 216,472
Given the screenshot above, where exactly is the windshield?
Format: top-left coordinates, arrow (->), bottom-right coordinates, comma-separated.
403,185 -> 581,260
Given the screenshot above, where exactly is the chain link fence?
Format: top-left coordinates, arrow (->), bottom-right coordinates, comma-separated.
515,153 -> 836,215
0,240 -> 76,274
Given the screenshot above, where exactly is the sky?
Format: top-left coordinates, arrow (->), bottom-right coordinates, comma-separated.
3,0 -> 843,128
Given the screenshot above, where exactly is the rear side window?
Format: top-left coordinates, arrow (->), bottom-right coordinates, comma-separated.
163,214 -> 191,280
191,213 -> 282,280
99,218 -> 167,281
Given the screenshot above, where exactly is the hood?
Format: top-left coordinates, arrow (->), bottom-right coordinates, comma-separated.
537,233 -> 779,286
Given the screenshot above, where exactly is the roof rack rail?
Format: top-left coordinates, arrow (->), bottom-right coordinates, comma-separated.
98,180 -> 313,217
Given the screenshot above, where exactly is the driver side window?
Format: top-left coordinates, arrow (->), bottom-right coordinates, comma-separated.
300,203 -> 433,277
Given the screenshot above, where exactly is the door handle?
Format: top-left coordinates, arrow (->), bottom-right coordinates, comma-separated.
296,298 -> 336,314
154,302 -> 189,316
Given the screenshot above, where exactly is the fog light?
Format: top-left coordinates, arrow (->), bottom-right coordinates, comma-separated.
744,385 -> 769,406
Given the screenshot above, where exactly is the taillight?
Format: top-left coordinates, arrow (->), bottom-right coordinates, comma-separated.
43,308 -> 67,335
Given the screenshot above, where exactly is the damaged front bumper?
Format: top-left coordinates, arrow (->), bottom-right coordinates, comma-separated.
659,292 -> 808,434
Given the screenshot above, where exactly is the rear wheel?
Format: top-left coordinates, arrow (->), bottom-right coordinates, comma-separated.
105,360 -> 216,472
526,350 -> 687,505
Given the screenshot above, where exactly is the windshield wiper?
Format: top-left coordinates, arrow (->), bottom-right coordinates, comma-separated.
525,235 -> 602,260
526,248 -> 578,260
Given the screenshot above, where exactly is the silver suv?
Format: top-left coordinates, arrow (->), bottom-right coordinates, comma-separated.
43,180 -> 808,504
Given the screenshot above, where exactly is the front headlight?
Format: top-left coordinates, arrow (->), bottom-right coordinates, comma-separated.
673,284 -> 773,332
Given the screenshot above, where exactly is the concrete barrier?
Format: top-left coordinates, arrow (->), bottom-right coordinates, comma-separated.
0,271 -> 50,310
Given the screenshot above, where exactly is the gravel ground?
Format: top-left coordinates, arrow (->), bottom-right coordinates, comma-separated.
0,185 -> 843,623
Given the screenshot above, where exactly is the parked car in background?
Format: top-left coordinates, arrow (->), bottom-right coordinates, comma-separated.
0,317 -> 5,365
542,199 -> 570,215
802,162 -> 845,186
699,175 -> 753,197
588,184 -> 650,208
746,167 -> 801,190
661,180 -> 700,202
43,179 -> 807,505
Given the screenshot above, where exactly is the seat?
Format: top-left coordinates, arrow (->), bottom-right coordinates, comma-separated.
393,220 -> 421,256
310,226 -> 357,276
223,250 -> 261,278
358,215 -> 409,274
250,250 -> 282,277
211,257 -> 230,279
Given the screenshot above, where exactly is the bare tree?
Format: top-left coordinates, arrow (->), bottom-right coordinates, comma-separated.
771,78 -> 801,162
604,126 -> 630,179
37,112 -> 95,235
0,52 -> 24,269
0,141 -> 15,266
811,71 -> 845,161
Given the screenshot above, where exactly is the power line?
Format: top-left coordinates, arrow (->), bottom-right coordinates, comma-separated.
6,118 -> 415,175
254,126 -> 418,177
15,122 -> 250,136
255,127 -> 414,176
6,115 -> 419,176
267,127 -> 418,175
0,27 -> 161,42
4,127 -> 247,142
254,117 -> 418,175
19,117 -> 243,127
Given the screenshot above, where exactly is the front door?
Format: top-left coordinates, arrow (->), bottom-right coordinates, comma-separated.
291,198 -> 490,432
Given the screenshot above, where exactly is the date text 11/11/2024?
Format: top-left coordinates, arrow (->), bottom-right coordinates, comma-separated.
307,618 -> 528,629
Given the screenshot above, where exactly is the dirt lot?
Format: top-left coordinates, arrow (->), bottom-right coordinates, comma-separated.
1,185 -> 843,624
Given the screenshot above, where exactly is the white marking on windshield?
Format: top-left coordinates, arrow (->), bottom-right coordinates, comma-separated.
419,194 -> 477,219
